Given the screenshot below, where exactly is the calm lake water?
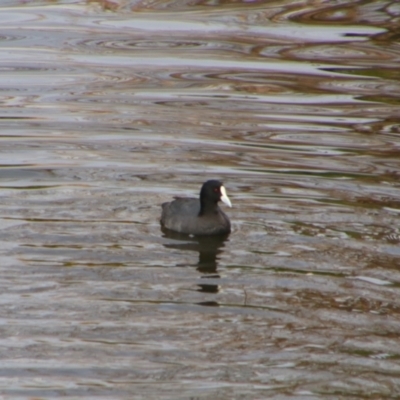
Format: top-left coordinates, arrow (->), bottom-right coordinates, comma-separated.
1,0 -> 400,398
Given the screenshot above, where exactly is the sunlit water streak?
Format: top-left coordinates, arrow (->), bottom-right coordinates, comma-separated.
1,0 -> 400,398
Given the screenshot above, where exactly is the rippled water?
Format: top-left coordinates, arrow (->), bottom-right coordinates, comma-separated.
1,0 -> 400,398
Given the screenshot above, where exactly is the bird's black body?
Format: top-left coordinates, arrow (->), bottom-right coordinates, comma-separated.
160,180 -> 232,236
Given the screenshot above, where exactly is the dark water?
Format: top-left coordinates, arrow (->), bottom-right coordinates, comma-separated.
1,0 -> 400,398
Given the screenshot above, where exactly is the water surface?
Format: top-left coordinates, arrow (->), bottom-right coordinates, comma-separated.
1,0 -> 400,398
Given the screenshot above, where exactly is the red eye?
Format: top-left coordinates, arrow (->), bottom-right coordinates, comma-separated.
214,188 -> 219,193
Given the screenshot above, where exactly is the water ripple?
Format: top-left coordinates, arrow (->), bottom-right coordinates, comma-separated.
1,1 -> 400,398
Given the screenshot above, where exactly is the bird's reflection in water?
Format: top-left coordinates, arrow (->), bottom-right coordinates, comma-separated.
161,228 -> 229,296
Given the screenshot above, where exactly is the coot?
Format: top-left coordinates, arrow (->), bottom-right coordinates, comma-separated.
160,180 -> 232,235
